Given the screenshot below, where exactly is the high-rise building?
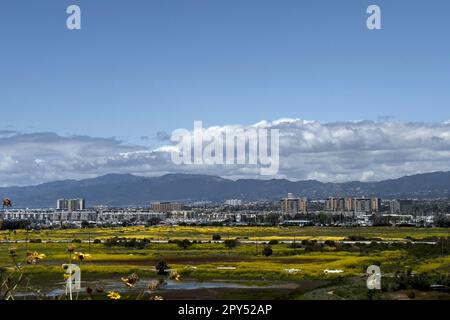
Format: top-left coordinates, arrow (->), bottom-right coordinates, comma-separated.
280,194 -> 307,214
326,197 -> 345,211
225,199 -> 243,206
57,199 -> 68,210
298,197 -> 308,213
57,198 -> 85,211
344,198 -> 354,211
326,197 -> 381,213
79,198 -> 86,210
371,197 -> 381,212
389,200 -> 401,214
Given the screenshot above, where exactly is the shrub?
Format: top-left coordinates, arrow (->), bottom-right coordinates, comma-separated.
155,260 -> 169,275
435,217 -> 450,227
212,234 -> 221,241
103,237 -> 149,249
29,239 -> 42,243
324,240 -> 335,247
81,220 -> 90,228
177,239 -> 192,250
289,242 -> 302,249
0,220 -> 31,230
224,239 -> 238,249
93,239 -> 101,244
262,246 -> 273,257
268,239 -> 279,245
346,235 -> 367,241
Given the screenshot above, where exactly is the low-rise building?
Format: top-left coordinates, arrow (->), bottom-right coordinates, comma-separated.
150,202 -> 184,212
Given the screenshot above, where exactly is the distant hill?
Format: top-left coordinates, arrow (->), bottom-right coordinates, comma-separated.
1,171 -> 450,208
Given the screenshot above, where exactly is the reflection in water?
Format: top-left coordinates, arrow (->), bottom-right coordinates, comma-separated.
19,279 -> 262,297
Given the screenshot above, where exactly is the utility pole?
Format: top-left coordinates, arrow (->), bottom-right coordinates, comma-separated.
227,229 -> 230,256
25,228 -> 29,252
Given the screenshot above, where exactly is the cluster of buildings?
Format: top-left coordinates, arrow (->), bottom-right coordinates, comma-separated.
0,194 -> 448,228
0,208 -> 166,226
279,194 -> 415,215
325,197 -> 381,213
279,194 -> 382,214
389,199 -> 414,214
224,199 -> 243,206
150,202 -> 184,212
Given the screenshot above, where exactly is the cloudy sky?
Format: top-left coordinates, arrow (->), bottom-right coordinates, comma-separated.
0,1 -> 449,186
1,119 -> 450,186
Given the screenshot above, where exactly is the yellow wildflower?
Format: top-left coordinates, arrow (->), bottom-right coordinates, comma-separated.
107,291 -> 121,300
73,252 -> 91,261
26,251 -> 46,264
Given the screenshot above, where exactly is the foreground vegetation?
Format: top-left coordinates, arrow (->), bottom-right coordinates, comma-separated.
1,226 -> 449,300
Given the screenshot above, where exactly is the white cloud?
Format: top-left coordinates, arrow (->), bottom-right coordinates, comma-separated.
1,119 -> 450,186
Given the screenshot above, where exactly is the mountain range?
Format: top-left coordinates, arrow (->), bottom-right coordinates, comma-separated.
1,171 -> 450,208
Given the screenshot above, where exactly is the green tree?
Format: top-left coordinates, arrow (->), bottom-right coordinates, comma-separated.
262,246 -> 273,257
265,213 -> 280,226
317,213 -> 328,225
81,220 -> 90,228
224,239 -> 238,249
177,239 -> 192,250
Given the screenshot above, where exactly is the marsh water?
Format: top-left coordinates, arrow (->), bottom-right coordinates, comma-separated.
12,276 -> 319,299
48,278 -> 261,296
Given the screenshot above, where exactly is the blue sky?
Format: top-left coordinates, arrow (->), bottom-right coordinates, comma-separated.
1,0 -> 449,145
1,1 -> 450,186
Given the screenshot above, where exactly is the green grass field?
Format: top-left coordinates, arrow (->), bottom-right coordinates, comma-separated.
2,225 -> 449,242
